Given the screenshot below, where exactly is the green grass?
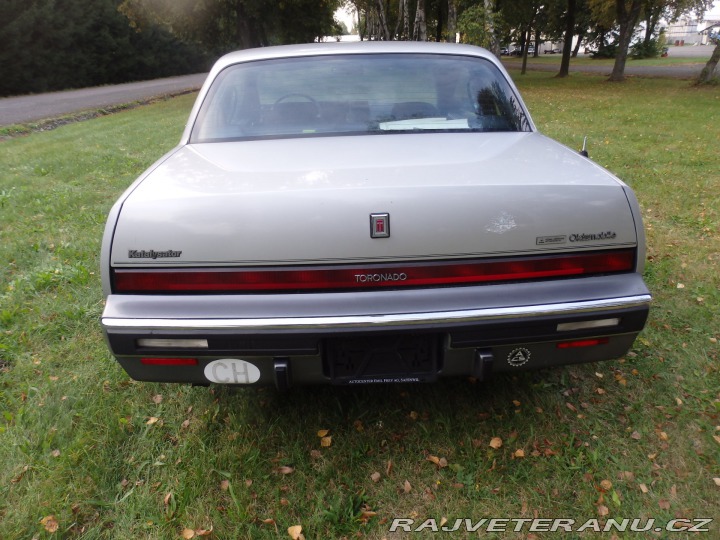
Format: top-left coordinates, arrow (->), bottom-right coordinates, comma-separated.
1,75 -> 719,539
502,55 -> 710,67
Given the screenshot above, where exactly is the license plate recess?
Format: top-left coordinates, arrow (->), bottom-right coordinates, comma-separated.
324,334 -> 441,384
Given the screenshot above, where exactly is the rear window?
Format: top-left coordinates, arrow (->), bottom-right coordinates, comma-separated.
190,53 -> 531,142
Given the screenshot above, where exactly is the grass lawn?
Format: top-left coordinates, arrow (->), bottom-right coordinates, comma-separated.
1,74 -> 718,539
502,55 -> 710,68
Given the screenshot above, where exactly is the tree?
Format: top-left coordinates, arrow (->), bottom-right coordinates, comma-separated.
697,28 -> 720,84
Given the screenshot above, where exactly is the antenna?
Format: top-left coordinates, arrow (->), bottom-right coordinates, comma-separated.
580,136 -> 589,158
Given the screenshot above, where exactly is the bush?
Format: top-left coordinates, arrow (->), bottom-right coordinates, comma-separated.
630,35 -> 667,59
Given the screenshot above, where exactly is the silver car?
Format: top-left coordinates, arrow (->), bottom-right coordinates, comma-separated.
100,42 -> 651,389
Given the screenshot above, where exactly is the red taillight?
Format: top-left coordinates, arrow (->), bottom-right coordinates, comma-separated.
556,338 -> 610,349
140,358 -> 198,366
113,249 -> 635,293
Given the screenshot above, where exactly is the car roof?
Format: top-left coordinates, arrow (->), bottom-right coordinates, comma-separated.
211,41 -> 501,72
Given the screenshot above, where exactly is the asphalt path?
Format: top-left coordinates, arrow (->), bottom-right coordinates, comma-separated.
0,73 -> 207,127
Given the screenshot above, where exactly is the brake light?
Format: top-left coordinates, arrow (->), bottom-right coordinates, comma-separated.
113,249 -> 635,293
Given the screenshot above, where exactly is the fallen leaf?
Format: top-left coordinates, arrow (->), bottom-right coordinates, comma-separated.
403,480 -> 412,493
566,402 -> 577,412
712,435 -> 720,446
164,492 -> 172,506
262,518 -> 275,525
386,460 -> 393,476
147,416 -> 159,425
596,388 -> 606,395
317,429 -> 329,438
658,431 -> 669,441
600,479 -> 613,491
181,419 -> 190,429
182,529 -> 195,539
658,499 -> 671,510
196,528 -> 213,537
277,466 -> 295,475
152,394 -> 163,404
41,515 -> 59,533
220,480 -> 229,491
489,437 -> 503,449
631,431 -> 641,440
288,525 -> 303,540
597,505 -> 609,517
371,472 -> 381,483
713,478 -> 720,487
514,449 -> 525,458
512,400 -> 521,407
409,411 -> 419,420
639,483 -> 649,494
440,517 -> 448,527
11,465 -> 29,484
51,449 -> 61,458
620,471 -> 635,481
320,436 -> 332,447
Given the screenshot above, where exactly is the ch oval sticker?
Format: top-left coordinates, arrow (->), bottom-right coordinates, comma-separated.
204,359 -> 261,384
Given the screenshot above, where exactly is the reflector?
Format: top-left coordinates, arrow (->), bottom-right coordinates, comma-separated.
140,358 -> 198,366
556,338 -> 610,349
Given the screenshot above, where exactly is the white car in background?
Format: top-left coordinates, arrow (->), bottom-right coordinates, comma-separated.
100,42 -> 650,389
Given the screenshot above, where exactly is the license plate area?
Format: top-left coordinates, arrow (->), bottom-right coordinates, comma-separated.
324,334 -> 442,384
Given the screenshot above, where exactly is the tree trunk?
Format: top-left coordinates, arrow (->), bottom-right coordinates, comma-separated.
521,27 -> 530,75
376,0 -> 391,40
447,0 -> 457,43
609,0 -> 642,82
413,0 -> 427,41
484,0 -> 500,55
572,28 -> 584,57
697,41 -> 720,84
235,0 -> 263,49
557,0 -> 576,77
435,2 -> 443,42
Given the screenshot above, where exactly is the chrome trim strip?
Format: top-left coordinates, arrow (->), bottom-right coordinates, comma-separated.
103,295 -> 651,332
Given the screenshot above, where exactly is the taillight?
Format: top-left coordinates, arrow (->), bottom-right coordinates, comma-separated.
113,249 -> 635,294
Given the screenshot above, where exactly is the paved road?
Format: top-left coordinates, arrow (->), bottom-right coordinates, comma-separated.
0,73 -> 207,127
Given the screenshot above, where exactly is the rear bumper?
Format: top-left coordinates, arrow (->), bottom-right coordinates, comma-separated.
101,273 -> 651,386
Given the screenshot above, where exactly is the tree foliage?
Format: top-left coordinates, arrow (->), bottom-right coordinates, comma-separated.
119,0 -> 343,52
0,0 -> 208,97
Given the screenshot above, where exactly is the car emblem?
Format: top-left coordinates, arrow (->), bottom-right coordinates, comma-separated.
370,213 -> 390,238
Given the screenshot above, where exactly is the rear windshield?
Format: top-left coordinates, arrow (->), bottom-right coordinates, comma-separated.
190,53 -> 531,142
